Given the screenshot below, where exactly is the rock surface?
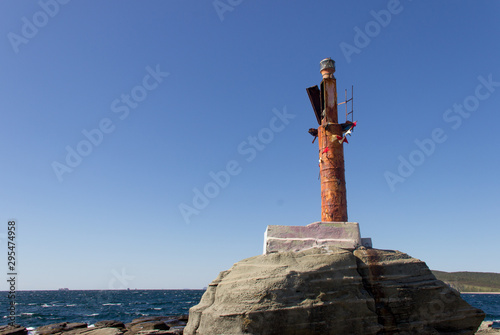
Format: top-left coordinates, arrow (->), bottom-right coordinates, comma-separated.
36,323 -> 88,335
62,328 -> 123,335
184,247 -> 485,335
93,321 -> 125,329
477,321 -> 500,334
0,325 -> 27,335
26,317 -> 186,335
124,321 -> 169,335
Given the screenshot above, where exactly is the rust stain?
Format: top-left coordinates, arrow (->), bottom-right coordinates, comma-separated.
362,249 -> 398,334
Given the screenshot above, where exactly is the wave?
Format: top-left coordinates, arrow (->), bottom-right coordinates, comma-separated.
1,289 -> 251,327
41,303 -> 64,308
3,313 -> 42,319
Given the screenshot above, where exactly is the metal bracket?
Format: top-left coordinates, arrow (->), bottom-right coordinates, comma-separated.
338,85 -> 354,123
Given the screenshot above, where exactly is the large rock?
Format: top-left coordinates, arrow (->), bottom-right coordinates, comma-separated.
354,248 -> 485,334
126,317 -> 174,327
94,321 -> 125,329
63,328 -> 123,335
0,325 -> 27,335
184,247 -> 485,335
124,321 -> 169,335
36,323 -> 88,335
476,321 -> 500,334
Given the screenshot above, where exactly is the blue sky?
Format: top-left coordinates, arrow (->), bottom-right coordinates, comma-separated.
0,0 -> 499,290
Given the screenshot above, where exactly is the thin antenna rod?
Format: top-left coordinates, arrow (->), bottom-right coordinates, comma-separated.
345,88 -> 348,122
351,85 -> 354,122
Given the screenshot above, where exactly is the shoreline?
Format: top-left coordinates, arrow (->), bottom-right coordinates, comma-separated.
462,292 -> 500,294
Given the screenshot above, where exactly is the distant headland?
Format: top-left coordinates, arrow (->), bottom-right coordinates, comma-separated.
432,270 -> 500,293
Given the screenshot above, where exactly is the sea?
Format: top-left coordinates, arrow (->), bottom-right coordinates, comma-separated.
0,290 -> 204,328
0,290 -> 498,329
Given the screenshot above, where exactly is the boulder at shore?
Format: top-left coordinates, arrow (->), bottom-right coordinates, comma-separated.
184,247 -> 485,335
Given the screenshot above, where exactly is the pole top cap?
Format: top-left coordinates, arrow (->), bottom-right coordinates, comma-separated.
320,58 -> 335,79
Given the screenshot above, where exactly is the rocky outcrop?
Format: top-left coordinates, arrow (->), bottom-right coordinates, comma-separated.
477,321 -> 500,334
0,325 -> 27,335
29,317 -> 186,335
124,321 -> 169,335
61,328 -> 123,335
36,323 -> 88,335
184,247 -> 485,335
354,248 -> 485,334
124,316 -> 187,335
93,321 -> 125,330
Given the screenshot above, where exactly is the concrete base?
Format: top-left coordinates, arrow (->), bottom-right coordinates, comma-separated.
361,237 -> 373,248
264,222 -> 366,254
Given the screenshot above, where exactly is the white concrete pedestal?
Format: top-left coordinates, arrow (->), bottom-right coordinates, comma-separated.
264,221 -> 372,254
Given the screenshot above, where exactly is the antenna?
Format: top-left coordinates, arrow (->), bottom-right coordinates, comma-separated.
338,85 -> 354,123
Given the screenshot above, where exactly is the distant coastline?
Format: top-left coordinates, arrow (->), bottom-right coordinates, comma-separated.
462,292 -> 500,295
432,270 -> 500,294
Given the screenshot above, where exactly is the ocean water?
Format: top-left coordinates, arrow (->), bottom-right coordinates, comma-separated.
462,294 -> 500,322
1,290 -> 204,328
0,290 -> 498,328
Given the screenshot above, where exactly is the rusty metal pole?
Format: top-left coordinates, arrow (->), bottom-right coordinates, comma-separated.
318,59 -> 348,222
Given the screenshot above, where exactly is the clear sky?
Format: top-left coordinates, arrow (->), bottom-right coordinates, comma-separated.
0,0 -> 499,290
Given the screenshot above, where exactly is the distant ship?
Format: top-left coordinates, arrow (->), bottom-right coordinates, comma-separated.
58,288 -> 69,291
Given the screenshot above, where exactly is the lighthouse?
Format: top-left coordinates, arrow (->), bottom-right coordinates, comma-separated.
263,58 -> 370,254
315,58 -> 349,222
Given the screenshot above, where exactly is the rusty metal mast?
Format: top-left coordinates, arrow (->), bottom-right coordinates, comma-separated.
307,58 -> 349,222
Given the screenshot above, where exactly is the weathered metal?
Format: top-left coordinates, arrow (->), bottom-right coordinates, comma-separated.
320,58 -> 335,77
306,86 -> 322,125
317,69 -> 348,222
338,85 -> 354,123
